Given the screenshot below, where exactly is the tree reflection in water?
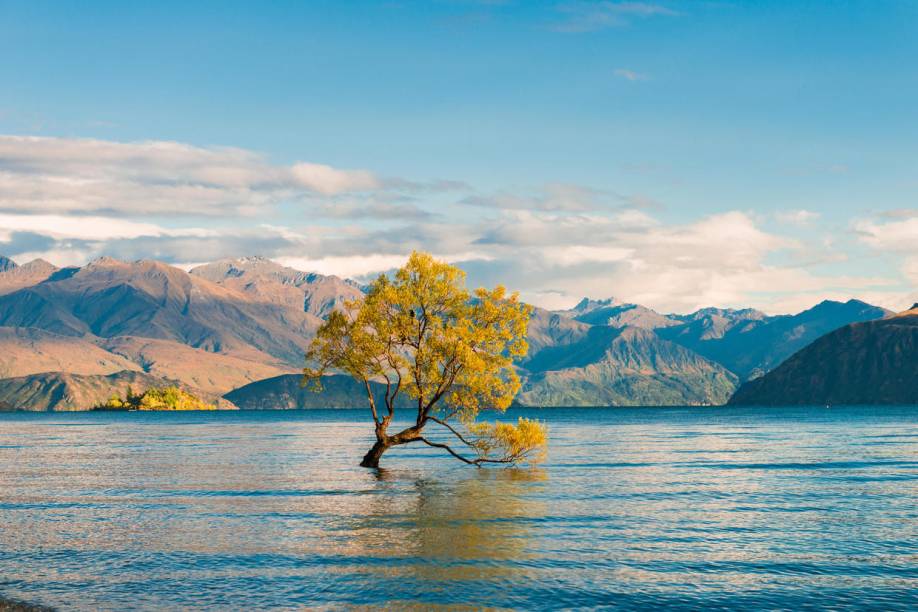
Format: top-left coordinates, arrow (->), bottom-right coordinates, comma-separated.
353,467 -> 548,585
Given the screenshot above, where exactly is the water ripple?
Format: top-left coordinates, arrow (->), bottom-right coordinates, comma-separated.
0,405 -> 916,610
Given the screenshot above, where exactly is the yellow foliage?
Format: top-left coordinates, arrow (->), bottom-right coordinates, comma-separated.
304,251 -> 547,466
469,418 -> 548,464
101,394 -> 125,409
95,386 -> 215,411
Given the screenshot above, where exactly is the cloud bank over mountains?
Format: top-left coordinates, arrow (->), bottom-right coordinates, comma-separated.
0,134 -> 913,314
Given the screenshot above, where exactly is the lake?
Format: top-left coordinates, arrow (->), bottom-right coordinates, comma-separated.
1,406 -> 916,610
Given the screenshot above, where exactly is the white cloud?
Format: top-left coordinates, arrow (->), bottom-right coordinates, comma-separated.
776,209 -> 820,226
277,254 -> 409,279
2,205 -> 897,315
0,135 -> 401,216
459,210 -> 891,313
0,213 -> 170,240
553,1 -> 679,33
540,245 -> 634,266
854,216 -> 918,253
902,258 -> 918,284
289,162 -> 380,195
0,133 -> 906,315
277,250 -> 494,280
855,216 -> 918,288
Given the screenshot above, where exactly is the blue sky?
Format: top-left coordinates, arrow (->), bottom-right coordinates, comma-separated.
1,0 -> 917,313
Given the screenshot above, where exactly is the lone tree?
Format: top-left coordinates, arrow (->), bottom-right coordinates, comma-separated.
304,251 -> 547,468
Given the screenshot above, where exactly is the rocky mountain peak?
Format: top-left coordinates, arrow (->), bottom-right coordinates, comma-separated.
0,256 -> 59,296
0,255 -> 18,272
21,258 -> 57,273
235,255 -> 271,264
188,256 -> 364,318
686,306 -> 768,321
86,256 -> 124,268
571,297 -> 616,313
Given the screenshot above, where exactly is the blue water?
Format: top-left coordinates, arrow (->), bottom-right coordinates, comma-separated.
0,406 -> 917,610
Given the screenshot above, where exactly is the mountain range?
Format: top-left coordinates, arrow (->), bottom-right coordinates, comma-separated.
515,297 -> 888,406
0,254 -> 893,410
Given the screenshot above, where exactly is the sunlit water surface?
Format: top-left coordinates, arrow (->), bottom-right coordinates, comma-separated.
1,406 -> 917,610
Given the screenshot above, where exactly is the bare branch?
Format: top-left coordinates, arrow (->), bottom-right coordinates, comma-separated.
428,416 -> 476,448
419,437 -> 521,467
389,369 -> 402,417
362,378 -> 380,424
419,437 -> 475,465
422,361 -> 462,419
383,335 -> 402,417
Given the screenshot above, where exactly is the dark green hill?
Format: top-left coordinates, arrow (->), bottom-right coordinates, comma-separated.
729,309 -> 918,405
224,374 -> 415,410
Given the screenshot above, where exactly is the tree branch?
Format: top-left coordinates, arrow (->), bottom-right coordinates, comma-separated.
421,361 -> 462,420
384,344 -> 402,418
389,369 -> 402,417
428,416 -> 476,448
419,437 -> 474,464
362,378 -> 380,424
420,437 -> 521,467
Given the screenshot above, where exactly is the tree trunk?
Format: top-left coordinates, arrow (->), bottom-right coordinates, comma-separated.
359,422 -> 423,468
360,438 -> 390,468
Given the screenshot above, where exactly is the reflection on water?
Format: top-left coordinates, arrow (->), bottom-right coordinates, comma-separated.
0,407 -> 917,610
365,469 -> 546,577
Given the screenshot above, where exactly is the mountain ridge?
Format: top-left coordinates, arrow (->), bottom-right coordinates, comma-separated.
190,256 -> 364,318
0,253 -> 895,409
0,257 -> 59,295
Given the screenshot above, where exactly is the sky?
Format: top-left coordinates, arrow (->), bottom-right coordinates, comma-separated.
1,0 -> 917,314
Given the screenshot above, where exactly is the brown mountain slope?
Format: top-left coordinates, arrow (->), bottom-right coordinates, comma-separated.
0,327 -> 141,378
0,370 -> 234,411
98,336 -> 295,395
0,257 -> 322,366
0,326 -> 292,395
190,256 -> 364,318
0,258 -> 58,295
729,309 -> 918,405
